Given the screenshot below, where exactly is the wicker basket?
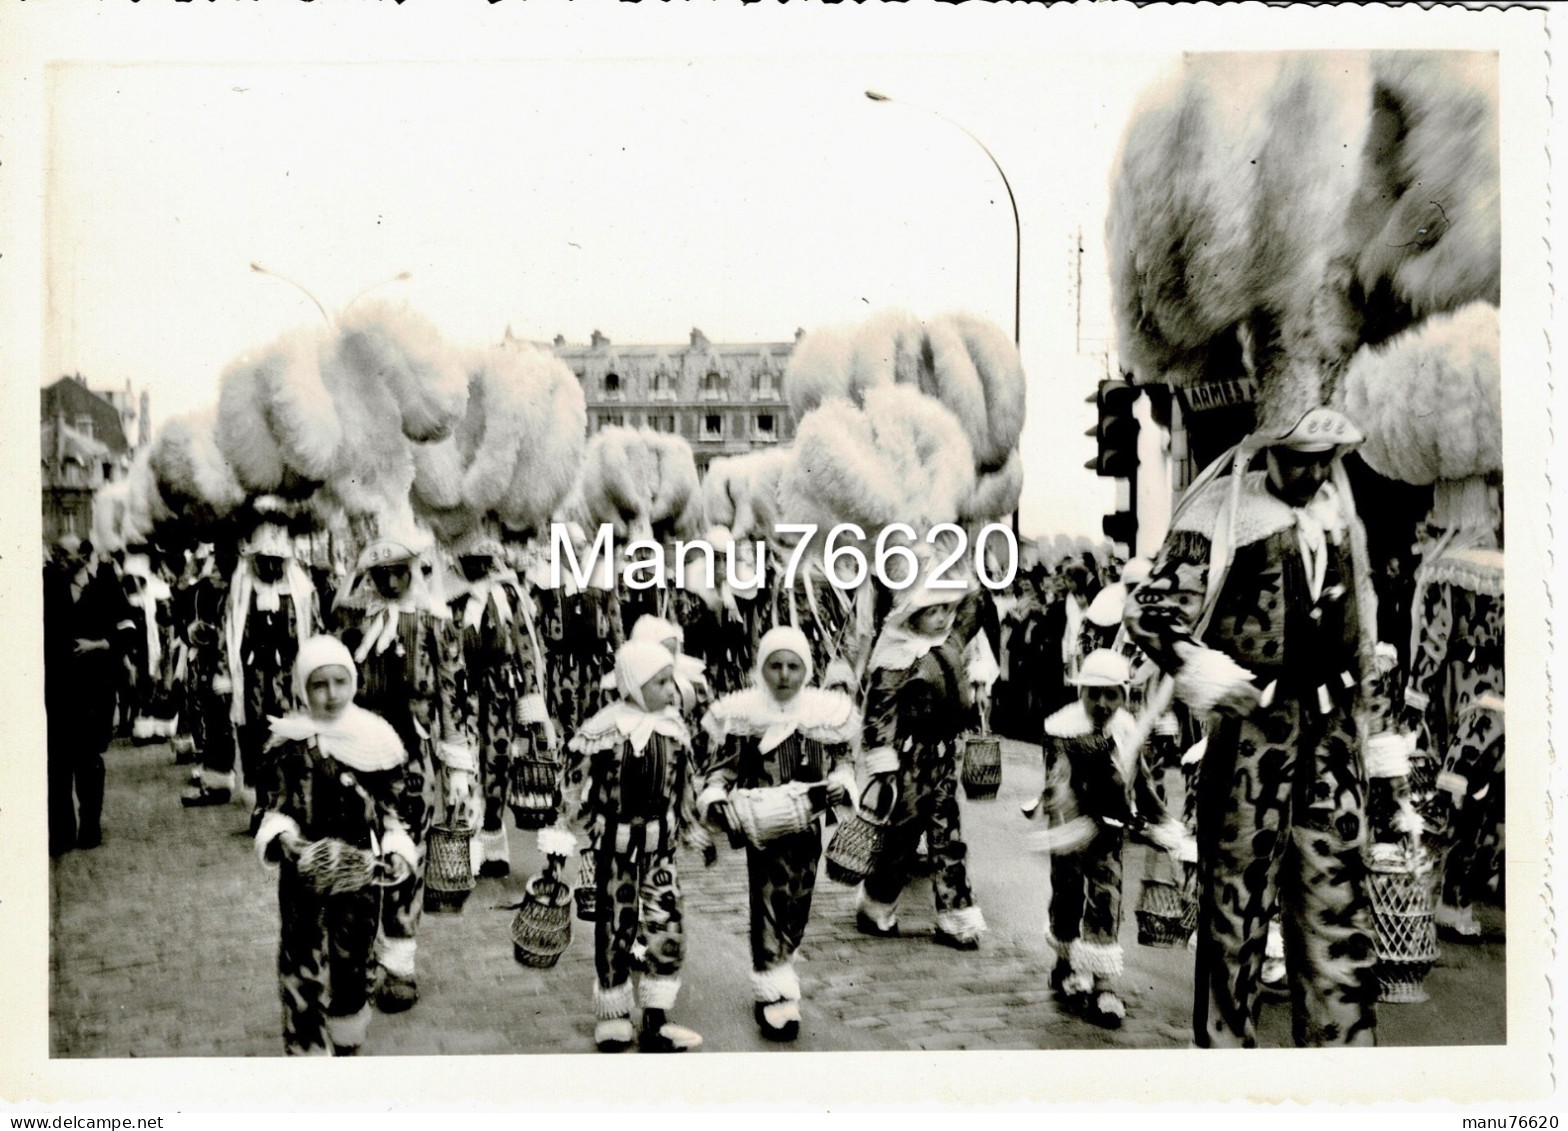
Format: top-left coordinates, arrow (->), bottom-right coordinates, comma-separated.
424,823 -> 476,912
729,783 -> 820,849
508,756 -> 562,831
824,778 -> 897,886
1367,858 -> 1439,1003
961,735 -> 1003,800
1406,752 -> 1439,801
512,873 -> 573,968
295,838 -> 379,897
1135,878 -> 1196,948
573,852 -> 598,922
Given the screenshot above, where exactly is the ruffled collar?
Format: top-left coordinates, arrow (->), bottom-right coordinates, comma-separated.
703,686 -> 857,753
268,704 -> 406,773
572,699 -> 689,756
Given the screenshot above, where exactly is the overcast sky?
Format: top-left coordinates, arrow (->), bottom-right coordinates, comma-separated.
44,51 -> 1178,540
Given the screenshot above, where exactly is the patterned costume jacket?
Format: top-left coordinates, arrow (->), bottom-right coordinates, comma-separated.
1126,470 -> 1378,1049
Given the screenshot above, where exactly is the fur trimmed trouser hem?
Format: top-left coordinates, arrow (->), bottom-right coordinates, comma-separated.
1069,937 -> 1124,979
936,905 -> 987,942
751,962 -> 801,1004
377,936 -> 417,979
325,1004 -> 373,1051
857,886 -> 898,930
638,975 -> 681,1011
595,981 -> 635,1020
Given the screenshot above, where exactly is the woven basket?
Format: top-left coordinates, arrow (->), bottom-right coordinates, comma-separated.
295,838 -> 379,897
573,852 -> 598,922
824,779 -> 897,886
424,823 -> 475,912
508,756 -> 562,831
1135,878 -> 1195,948
729,783 -> 819,849
512,873 -> 573,968
1367,860 -> 1438,1002
960,735 -> 1002,800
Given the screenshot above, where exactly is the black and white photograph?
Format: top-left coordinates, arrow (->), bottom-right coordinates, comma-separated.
2,0 -> 1558,1114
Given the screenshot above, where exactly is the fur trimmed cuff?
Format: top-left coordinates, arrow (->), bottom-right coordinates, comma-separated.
751,963 -> 801,1004
517,692 -> 549,726
1042,930 -> 1072,960
437,741 -> 478,774
324,1005 -> 372,1051
696,784 -> 730,820
537,827 -> 578,858
1068,937 -> 1124,979
1437,770 -> 1470,800
1403,687 -> 1430,712
1365,732 -> 1415,778
827,765 -> 858,806
594,981 -> 635,1020
478,826 -> 509,863
638,975 -> 681,1011
1173,646 -> 1256,714
936,905 -> 987,941
255,812 -> 300,867
862,746 -> 900,776
377,936 -> 417,978
380,828 -> 419,872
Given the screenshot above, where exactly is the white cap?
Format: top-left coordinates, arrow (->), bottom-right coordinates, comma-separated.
1070,648 -> 1131,687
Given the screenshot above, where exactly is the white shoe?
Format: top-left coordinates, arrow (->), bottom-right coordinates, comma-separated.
595,1019 -> 634,1051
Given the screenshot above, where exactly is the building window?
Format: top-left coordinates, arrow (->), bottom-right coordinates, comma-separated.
755,413 -> 776,441
75,415 -> 94,440
701,371 -> 727,400
604,372 -> 621,398
703,414 -> 723,440
651,370 -> 675,400
753,369 -> 778,397
648,414 -> 676,434
600,412 -> 624,430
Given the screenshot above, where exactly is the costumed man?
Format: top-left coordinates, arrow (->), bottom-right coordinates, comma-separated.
180,543 -> 240,807
337,535 -> 473,1013
1126,406 -> 1381,1048
120,549 -> 181,744
1402,495 -> 1504,940
225,511 -> 320,832
448,530 -> 557,878
44,536 -> 132,854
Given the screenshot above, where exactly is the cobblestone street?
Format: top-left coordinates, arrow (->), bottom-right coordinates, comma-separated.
50,738 -> 1507,1057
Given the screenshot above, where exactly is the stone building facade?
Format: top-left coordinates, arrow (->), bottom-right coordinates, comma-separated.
40,375 -> 137,546
545,326 -> 802,474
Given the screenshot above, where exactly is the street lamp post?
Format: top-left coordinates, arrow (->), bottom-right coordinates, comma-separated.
865,90 -> 1023,535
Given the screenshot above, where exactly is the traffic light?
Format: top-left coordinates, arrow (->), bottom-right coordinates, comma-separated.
1083,379 -> 1141,478
1102,508 -> 1137,551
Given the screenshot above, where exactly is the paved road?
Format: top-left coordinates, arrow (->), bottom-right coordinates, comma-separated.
50,738 -> 1506,1057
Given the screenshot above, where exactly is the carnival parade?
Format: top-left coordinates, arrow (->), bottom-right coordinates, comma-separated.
42,48 -> 1506,1058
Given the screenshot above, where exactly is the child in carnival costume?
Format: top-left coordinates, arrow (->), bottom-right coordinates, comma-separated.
336,533 -> 475,1014
699,625 -> 859,1041
548,640 -> 710,1053
254,635 -> 418,1055
1032,648 -> 1178,1028
448,529 -> 557,878
854,577 -> 988,950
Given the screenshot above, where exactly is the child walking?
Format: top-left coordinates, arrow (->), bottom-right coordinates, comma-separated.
255,635 -> 417,1056
1034,648 -> 1170,1029
549,639 -> 710,1053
